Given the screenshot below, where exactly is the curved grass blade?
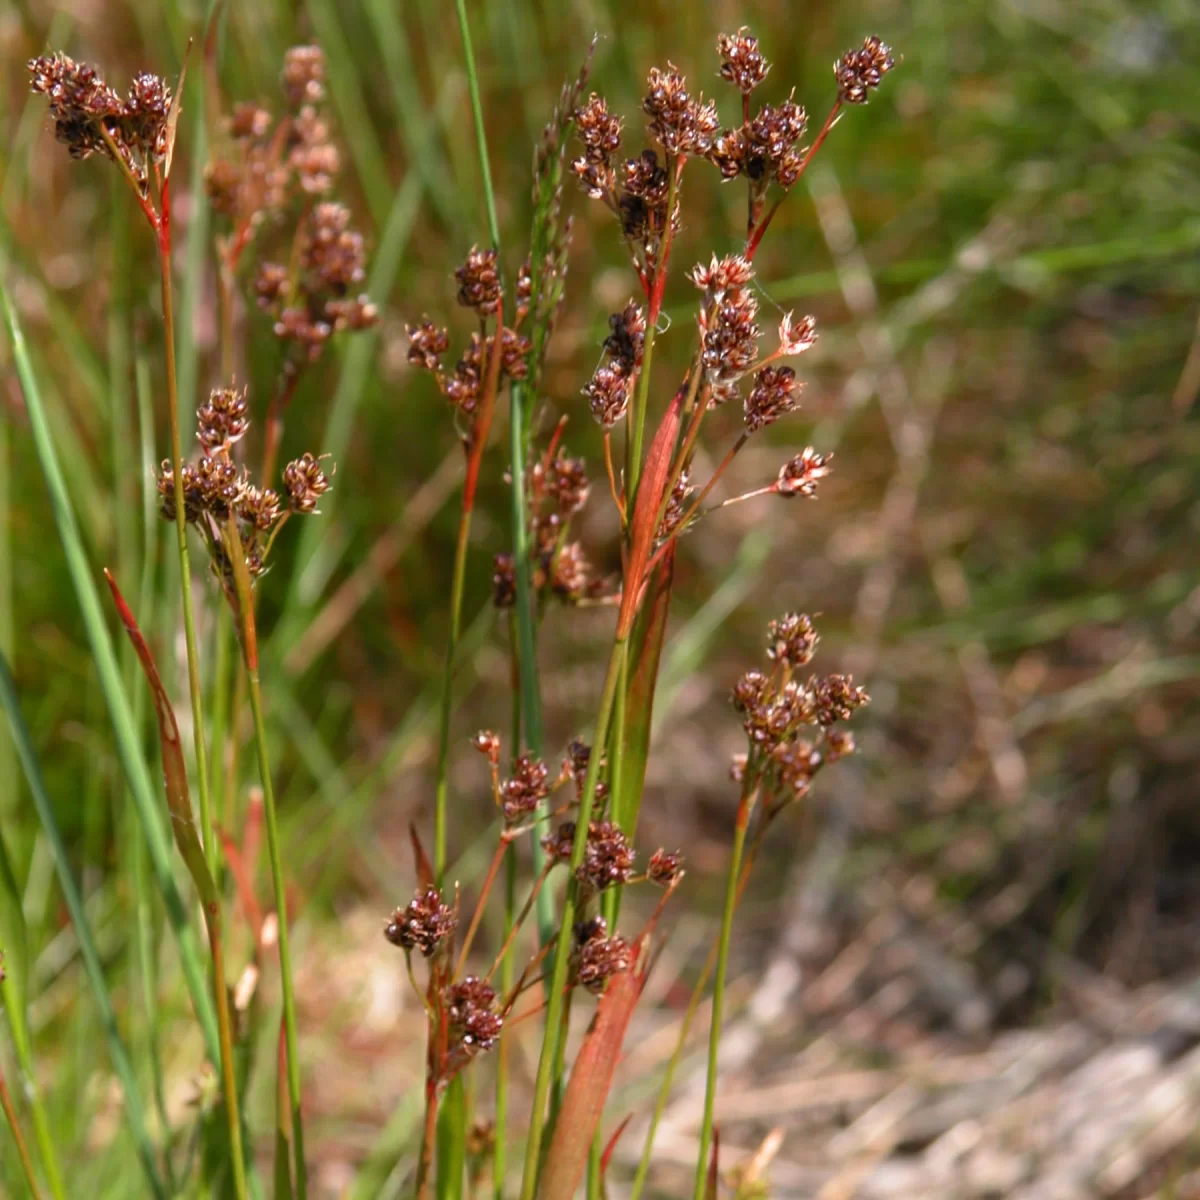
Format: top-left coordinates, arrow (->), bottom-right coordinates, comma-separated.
1,280 -> 219,1055
0,651 -> 166,1199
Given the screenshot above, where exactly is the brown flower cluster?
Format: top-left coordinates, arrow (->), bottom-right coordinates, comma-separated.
499,753 -> 550,826
406,245 -> 531,420
835,36 -> 896,105
776,447 -> 832,499
717,28 -> 770,95
542,819 -> 634,894
643,65 -> 720,157
731,614 -> 869,805
385,886 -> 457,957
255,202 -> 377,363
155,387 -> 330,581
28,54 -> 171,193
692,254 -> 760,401
583,300 -> 645,428
444,977 -> 503,1062
647,848 -> 684,886
573,918 -> 632,995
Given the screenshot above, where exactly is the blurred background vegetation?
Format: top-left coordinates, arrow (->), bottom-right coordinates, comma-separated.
2,0 -> 1199,1194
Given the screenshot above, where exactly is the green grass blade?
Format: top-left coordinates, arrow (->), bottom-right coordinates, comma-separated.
0,651 -> 166,1200
0,280 -> 220,1065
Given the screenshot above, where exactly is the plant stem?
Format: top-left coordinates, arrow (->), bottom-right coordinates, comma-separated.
692,779 -> 758,1200
627,157 -> 684,506
0,1061 -> 42,1200
245,655 -> 307,1199
226,519 -> 307,1200
493,842 -> 516,1200
157,182 -> 217,879
206,912 -> 249,1200
746,102 -> 841,262
629,820 -> 770,1200
455,836 -> 511,978
517,634 -> 628,1200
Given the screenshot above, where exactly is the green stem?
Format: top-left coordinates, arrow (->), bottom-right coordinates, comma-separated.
227,517 -> 307,1200
0,1062 -> 42,1200
627,157 -> 683,506
434,501 -> 472,882
245,658 -> 307,1199
493,841 -> 516,1200
207,913 -> 249,1200
455,0 -> 501,250
692,781 -> 757,1200
517,634 -> 628,1200
157,186 -> 217,883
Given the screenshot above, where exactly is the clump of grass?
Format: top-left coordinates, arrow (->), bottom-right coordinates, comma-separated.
6,18 -> 893,1199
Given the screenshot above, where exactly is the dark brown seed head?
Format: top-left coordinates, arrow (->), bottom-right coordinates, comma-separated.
745,98 -> 808,175
384,886 -> 456,956
717,28 -> 770,94
254,262 -> 289,310
473,730 -> 501,765
550,542 -> 590,602
28,53 -> 125,162
603,302 -> 646,374
290,106 -> 340,195
500,754 -> 550,826
766,613 -> 819,670
584,363 -> 630,429
455,246 -> 502,317
491,553 -> 516,608
195,455 -> 242,519
835,36 -> 896,105
498,327 -> 532,381
156,460 -> 203,523
325,294 -> 379,332
690,253 -> 755,299
779,312 -> 818,356
708,126 -> 747,180
273,308 -> 332,360
406,319 -> 450,372
545,454 -> 590,517
643,65 -> 719,157
770,738 -> 821,798
576,932 -> 632,995
237,484 -> 282,533
282,45 -> 326,108
776,447 -> 832,499
744,365 -> 801,432
123,71 -> 171,153
810,674 -> 870,726
541,821 -> 577,866
824,728 -> 857,761
573,93 -> 622,165
576,820 -> 634,893
445,977 -> 503,1056
703,293 -> 761,384
197,386 -> 250,454
658,469 -> 694,540
230,103 -> 270,141
304,203 -> 365,293
648,848 -> 684,886
282,452 -> 331,514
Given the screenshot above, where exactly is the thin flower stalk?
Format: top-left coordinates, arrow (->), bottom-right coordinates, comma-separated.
692,773 -> 759,1200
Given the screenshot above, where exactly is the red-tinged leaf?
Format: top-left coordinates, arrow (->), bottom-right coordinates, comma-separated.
218,826 -> 265,948
600,1113 -> 633,1179
706,1127 -> 720,1200
410,822 -> 435,891
104,570 -> 217,909
538,945 -> 649,1199
612,544 -> 674,839
619,389 -> 683,638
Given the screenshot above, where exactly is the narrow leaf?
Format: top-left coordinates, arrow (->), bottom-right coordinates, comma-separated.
538,949 -> 648,1200
0,651 -> 166,1199
105,570 -> 218,910
600,1113 -> 633,1178
619,389 -> 683,638
0,832 -> 29,1060
163,39 -> 191,181
612,546 -> 675,842
1,280 -> 220,1061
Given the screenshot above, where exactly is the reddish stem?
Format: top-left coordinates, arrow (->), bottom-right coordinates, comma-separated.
746,102 -> 842,262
